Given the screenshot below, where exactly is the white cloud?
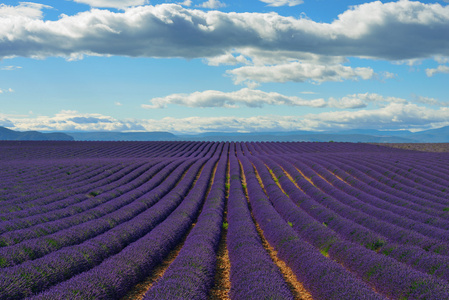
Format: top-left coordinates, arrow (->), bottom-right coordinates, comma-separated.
72,0 -> 149,9
259,0 -> 303,7
1,1 -> 449,61
0,2 -> 52,19
6,103 -> 449,133
9,110 -> 145,132
413,95 -> 449,107
303,103 -> 449,131
228,62 -> 375,85
142,89 -> 413,110
197,0 -> 226,9
328,93 -> 407,109
0,66 -> 22,71
142,88 -> 326,109
205,52 -> 249,66
0,88 -> 14,94
178,0 -> 192,6
426,65 -> 449,77
434,56 -> 449,64
114,101 -> 123,106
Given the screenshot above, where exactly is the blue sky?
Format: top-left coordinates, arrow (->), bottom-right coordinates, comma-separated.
0,0 -> 448,133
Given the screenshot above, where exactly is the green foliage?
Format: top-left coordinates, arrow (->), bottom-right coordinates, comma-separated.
88,191 -> 100,197
222,222 -> 228,230
287,221 -> 293,227
368,239 -> 386,251
0,256 -> 6,267
45,239 -> 59,248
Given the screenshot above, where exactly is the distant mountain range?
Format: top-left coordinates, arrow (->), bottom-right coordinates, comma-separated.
0,126 -> 74,141
68,131 -> 177,141
1,126 -> 448,143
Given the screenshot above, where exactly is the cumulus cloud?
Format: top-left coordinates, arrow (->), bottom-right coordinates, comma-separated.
259,0 -> 303,7
0,66 -> 22,71
413,95 -> 449,107
1,1 -> 449,61
205,52 -> 250,66
426,65 -> 449,77
228,62 -> 375,85
178,0 -> 192,6
142,88 -> 326,109
9,110 -> 145,132
328,93 -> 407,109
303,103 -> 449,131
0,116 -> 14,127
143,89 -> 413,110
6,104 -> 449,133
0,88 -> 14,94
72,0 -> 149,9
0,2 -> 52,19
197,0 -> 226,9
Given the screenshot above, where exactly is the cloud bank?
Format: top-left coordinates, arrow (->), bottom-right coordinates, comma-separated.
426,65 -> 449,76
1,1 -> 449,61
142,88 -> 326,109
259,0 -> 303,7
228,62 -> 375,85
72,0 -> 149,9
5,102 -> 449,133
143,90 -> 411,110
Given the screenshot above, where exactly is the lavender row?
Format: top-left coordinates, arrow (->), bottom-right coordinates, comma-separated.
143,142 -> 229,299
0,141 -> 197,160
360,151 -> 449,185
225,143 -> 294,299
262,154 -> 449,283
0,163 -> 98,203
0,160 -> 169,234
319,154 -> 449,212
29,143 -> 223,300
359,152 -> 449,192
267,154 -> 449,283
0,158 -> 192,267
0,156 -> 207,298
0,161 -> 142,218
331,153 -> 449,204
0,159 -> 143,205
300,155 -> 449,229
279,155 -> 449,254
1,142 -> 214,229
250,153 -> 449,298
0,162 -> 91,198
350,153 -> 449,201
237,151 -> 385,300
297,157 -> 449,242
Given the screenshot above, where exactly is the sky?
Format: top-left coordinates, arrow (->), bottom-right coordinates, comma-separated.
0,0 -> 449,134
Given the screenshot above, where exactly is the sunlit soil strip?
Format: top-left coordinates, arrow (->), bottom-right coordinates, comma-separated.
208,154 -> 231,300
266,164 -> 289,195
277,164 -> 308,194
120,160 -> 216,300
120,237 -> 187,300
294,167 -> 315,187
251,162 -> 268,195
240,160 -> 314,300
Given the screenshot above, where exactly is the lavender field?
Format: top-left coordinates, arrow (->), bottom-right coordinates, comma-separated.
1,141 -> 449,300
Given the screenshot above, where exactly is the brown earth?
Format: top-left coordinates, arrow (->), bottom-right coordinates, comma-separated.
371,143 -> 449,152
